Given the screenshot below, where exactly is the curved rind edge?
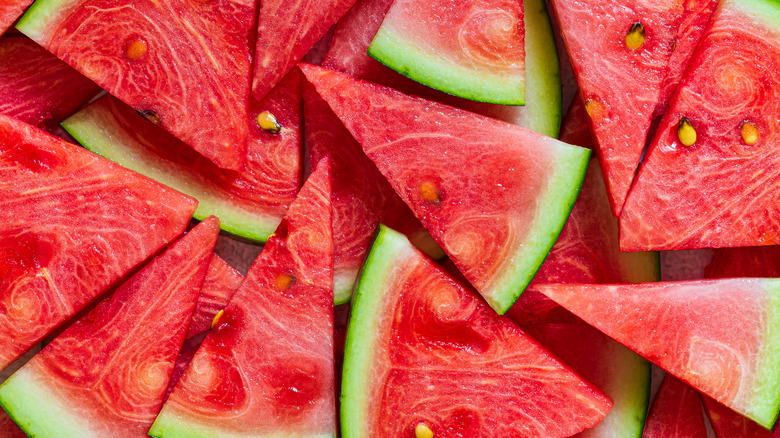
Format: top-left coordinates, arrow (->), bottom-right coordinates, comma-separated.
523,0 -> 562,138
603,342 -> 652,437
15,0 -> 68,40
749,281 -> 780,429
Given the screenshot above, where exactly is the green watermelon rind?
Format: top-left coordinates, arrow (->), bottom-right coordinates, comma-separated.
14,0 -> 66,41
61,110 -> 279,243
368,23 -> 526,105
522,0 -> 562,138
597,340 -> 652,437
748,283 -> 780,429
341,225 -> 412,438
149,408 -> 335,438
0,367 -> 89,438
730,0 -> 780,27
488,144 -> 591,314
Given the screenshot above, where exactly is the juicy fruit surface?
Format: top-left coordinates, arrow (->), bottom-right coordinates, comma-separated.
151,161 -> 335,438
643,375 -> 707,438
706,246 -> 780,278
0,36 -> 98,127
301,63 -> 589,314
0,410 -> 25,438
703,395 -> 780,437
621,0 -> 780,251
63,71 -> 302,242
252,0 -> 357,101
0,218 -> 218,437
343,226 -> 612,437
0,1 -> 33,34
537,279 -> 780,428
369,0 -> 525,105
18,0 -> 255,170
0,114 -> 196,372
185,255 -> 243,339
551,0 -> 682,215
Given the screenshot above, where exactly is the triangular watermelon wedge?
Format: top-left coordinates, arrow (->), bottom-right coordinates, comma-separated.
642,375 -> 707,438
251,0 -> 357,101
703,395 -> 780,437
535,279 -> 780,429
0,114 -> 197,372
620,0 -> 780,251
150,159 -> 335,437
0,217 -> 219,437
300,62 -> 590,314
549,0 -> 683,215
17,0 -> 257,170
342,225 -> 612,436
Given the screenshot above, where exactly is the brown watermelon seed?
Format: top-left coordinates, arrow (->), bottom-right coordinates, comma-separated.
257,111 -> 282,134
420,181 -> 441,204
211,309 -> 225,330
625,22 -> 646,50
741,121 -> 758,145
137,109 -> 161,125
275,273 -> 296,291
415,424 -> 434,438
125,37 -> 148,60
677,117 -> 697,146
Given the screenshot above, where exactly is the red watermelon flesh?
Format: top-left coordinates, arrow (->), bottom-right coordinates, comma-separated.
150,159 -> 335,437
303,79 -> 434,303
559,96 -> 595,148
300,63 -> 590,314
705,246 -> 780,279
185,254 -> 243,339
0,36 -> 99,128
62,70 -> 302,243
0,114 -> 197,372
342,226 -> 612,437
620,0 -> 780,251
251,0 -> 357,101
163,332 -> 207,404
0,1 -> 33,35
643,375 -> 707,438
550,0 -> 682,216
703,395 -> 780,438
0,411 -> 24,438
17,0 -> 257,170
654,0 -> 719,116
0,217 -> 219,437
535,279 -> 780,429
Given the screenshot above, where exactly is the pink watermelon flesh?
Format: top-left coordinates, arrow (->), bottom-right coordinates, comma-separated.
185,254 -> 243,339
705,246 -> 780,279
303,79 -> 434,303
550,0 -> 682,215
163,331 -> 207,404
0,1 -> 33,34
508,100 -> 659,325
643,375 -> 708,438
0,113 -> 197,372
151,159 -> 335,437
0,36 -> 99,128
535,279 -> 780,429
18,0 -> 256,170
0,411 -> 24,438
703,395 -> 780,438
0,217 -> 219,437
620,0 -> 780,251
654,0 -> 719,117
300,63 -> 590,314
63,70 -> 302,242
251,0 -> 357,101
343,226 -> 612,437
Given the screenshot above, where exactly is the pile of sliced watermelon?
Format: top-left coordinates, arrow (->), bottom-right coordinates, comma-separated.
1,0 -> 779,436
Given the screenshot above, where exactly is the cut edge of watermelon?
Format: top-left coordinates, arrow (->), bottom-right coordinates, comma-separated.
523,0 -> 561,138
488,144 -> 591,314
367,28 -> 525,106
61,110 -> 279,243
14,0 -> 61,41
733,0 -> 780,26
0,367 -> 89,437
751,283 -> 780,429
340,225 -> 413,437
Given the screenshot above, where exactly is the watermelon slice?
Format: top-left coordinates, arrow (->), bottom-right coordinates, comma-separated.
300,63 -> 590,314
251,0 -> 357,101
0,217 -> 219,436
620,0 -> 780,251
0,36 -> 98,128
62,70 -> 302,242
0,1 -> 33,34
0,114 -> 197,372
323,0 -> 561,137
523,322 -> 650,438
508,101 -> 659,325
150,159 -> 335,437
703,395 -> 780,438
643,375 -> 707,438
535,279 -> 780,429
368,0 -> 525,105
706,246 -> 780,279
185,254 -> 243,339
17,0 -> 256,170
550,0 -> 682,215
342,225 -> 612,436
303,79 -> 438,303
